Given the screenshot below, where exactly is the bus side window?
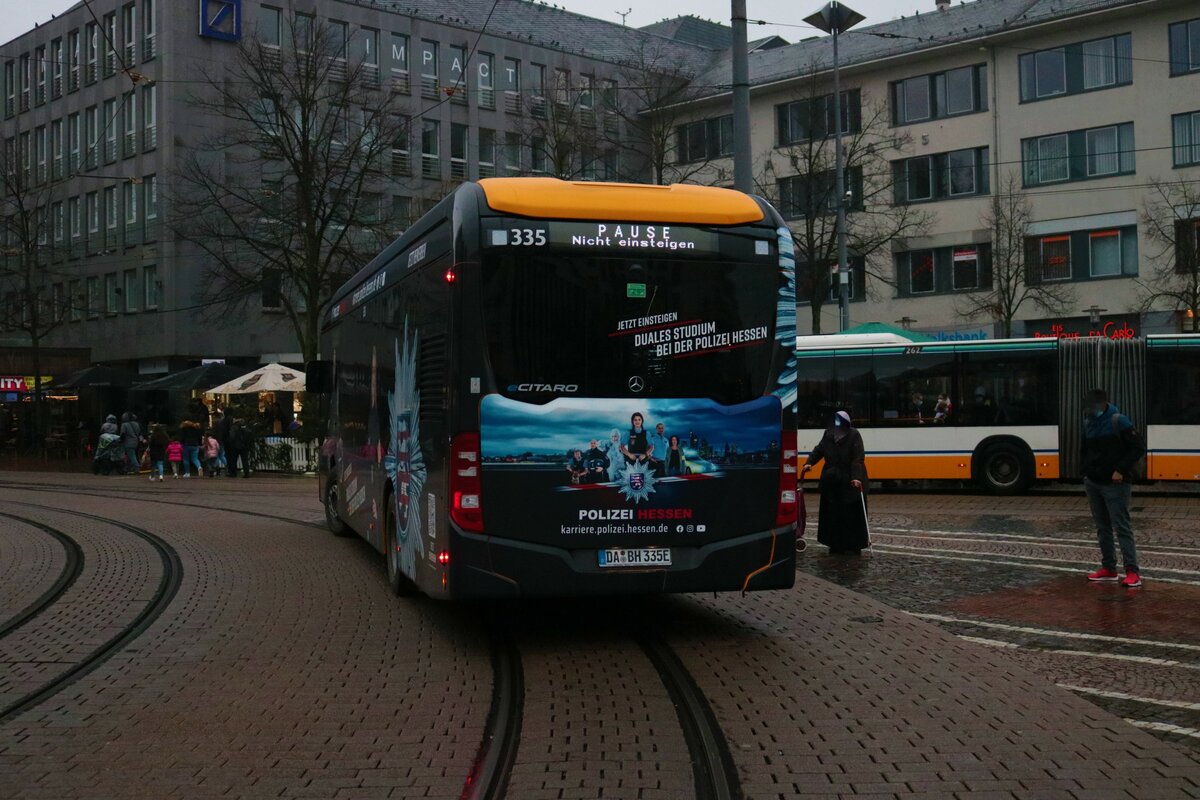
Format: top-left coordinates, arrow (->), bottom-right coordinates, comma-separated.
1148,348 -> 1200,425
796,355 -> 869,428
959,351 -> 1055,426
872,352 -> 954,426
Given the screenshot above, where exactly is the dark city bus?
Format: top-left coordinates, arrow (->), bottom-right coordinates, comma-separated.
307,178 -> 799,599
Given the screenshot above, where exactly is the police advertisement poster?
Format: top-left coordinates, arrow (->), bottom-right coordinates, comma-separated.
480,395 -> 782,547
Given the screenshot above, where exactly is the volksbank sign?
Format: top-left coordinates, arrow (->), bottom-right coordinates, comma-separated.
200,0 -> 242,42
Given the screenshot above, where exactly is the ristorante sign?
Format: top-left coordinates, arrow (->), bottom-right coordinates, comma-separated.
1026,314 -> 1139,340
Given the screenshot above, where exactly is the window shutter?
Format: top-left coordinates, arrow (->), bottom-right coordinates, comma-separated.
1024,236 -> 1040,285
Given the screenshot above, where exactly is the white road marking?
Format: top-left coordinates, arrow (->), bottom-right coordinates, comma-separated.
1058,684 -> 1200,711
870,545 -> 1200,586
914,613 -> 1200,653
870,541 -> 1200,577
1124,719 -> 1200,739
957,635 -> 1019,649
1049,650 -> 1200,670
875,527 -> 1200,557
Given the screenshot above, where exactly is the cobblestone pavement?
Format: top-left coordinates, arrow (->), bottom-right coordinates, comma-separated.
1,473 -> 1198,798
800,489 -> 1200,756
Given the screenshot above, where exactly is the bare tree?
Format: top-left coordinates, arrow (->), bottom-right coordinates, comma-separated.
754,84 -> 932,334
605,44 -> 716,185
0,135 -> 70,446
1134,176 -> 1200,332
515,67 -> 612,180
169,14 -> 409,363
956,171 -> 1075,338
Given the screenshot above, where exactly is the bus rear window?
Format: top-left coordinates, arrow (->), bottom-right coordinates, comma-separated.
481,253 -> 778,403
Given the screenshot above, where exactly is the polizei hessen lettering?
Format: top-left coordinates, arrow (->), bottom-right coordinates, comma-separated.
507,383 -> 579,393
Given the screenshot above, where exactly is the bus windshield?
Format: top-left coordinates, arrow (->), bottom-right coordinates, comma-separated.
481,251 -> 778,404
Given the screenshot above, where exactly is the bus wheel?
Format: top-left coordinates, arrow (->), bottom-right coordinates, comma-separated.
384,501 -> 419,597
976,443 -> 1031,495
324,481 -> 351,537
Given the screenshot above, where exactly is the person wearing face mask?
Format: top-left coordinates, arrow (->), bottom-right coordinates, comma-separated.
620,412 -> 653,465
801,410 -> 869,554
1082,388 -> 1145,588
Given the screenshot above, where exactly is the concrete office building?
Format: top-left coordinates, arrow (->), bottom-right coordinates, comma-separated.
669,0 -> 1200,340
0,0 -> 712,376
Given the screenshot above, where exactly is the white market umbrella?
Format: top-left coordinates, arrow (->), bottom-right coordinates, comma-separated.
205,363 -> 306,395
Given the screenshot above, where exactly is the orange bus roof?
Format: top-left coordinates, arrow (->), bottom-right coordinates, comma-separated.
478,177 -> 765,225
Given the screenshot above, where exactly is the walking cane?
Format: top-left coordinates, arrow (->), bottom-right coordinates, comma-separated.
859,486 -> 872,549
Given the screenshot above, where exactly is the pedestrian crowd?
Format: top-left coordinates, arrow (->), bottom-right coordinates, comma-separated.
93,407 -> 258,480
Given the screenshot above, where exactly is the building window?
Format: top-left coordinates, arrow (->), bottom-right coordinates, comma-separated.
68,113 -> 80,171
778,168 -> 864,218
420,40 -> 438,98
477,52 -> 494,109
67,31 -> 79,91
776,90 -> 860,144
142,0 -> 155,60
103,99 -> 116,162
892,65 -> 987,125
261,268 -> 282,310
1169,18 -> 1200,76
1173,110 -> 1200,167
105,273 -> 118,314
893,147 -> 989,203
86,276 -> 100,318
421,119 -> 439,179
529,64 -> 546,117
85,23 -> 98,83
144,265 -> 158,309
896,244 -> 991,296
503,57 -> 520,113
1021,124 -> 1134,186
796,258 -> 865,304
123,268 -> 138,312
52,202 -> 64,243
85,106 -> 98,167
1019,34 -> 1132,101
389,33 -> 409,92
124,182 -> 137,226
294,14 -> 314,51
676,115 -> 733,163
123,92 -> 137,156
143,84 -> 156,149
450,123 -> 467,181
1039,235 -> 1072,281
144,175 -> 157,220
104,185 -> 117,237
531,136 -> 546,173
257,6 -> 281,47
478,128 -> 496,178
86,191 -> 99,235
503,132 -> 521,174
69,196 -> 81,241
69,279 -> 82,321
953,247 -> 980,290
909,250 -> 935,294
122,4 -> 137,65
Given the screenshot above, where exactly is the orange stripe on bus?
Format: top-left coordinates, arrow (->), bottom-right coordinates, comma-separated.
1147,454 -> 1200,481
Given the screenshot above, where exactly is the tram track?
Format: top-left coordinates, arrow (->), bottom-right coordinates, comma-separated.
0,505 -> 183,725
461,637 -> 524,800
0,513 -> 84,639
0,479 -> 323,529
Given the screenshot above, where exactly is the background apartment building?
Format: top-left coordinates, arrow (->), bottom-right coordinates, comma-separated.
668,0 -> 1200,340
0,0 -> 711,376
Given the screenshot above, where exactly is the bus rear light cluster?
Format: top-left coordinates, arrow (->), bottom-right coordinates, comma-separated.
437,550 -> 451,565
775,429 -> 799,528
450,433 -> 484,533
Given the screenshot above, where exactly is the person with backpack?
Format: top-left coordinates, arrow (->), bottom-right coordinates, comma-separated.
179,419 -> 204,477
1082,389 -> 1145,588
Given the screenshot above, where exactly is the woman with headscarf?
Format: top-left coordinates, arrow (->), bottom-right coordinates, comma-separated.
802,410 -> 869,554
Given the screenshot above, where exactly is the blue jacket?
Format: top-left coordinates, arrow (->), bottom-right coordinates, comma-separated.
1082,403 -> 1143,482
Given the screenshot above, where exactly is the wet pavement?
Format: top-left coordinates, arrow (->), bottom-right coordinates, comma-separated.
800,489 -> 1200,752
1,473 -> 1199,798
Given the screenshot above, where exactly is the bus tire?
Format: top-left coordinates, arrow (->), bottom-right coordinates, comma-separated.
976,442 -> 1031,495
384,499 -> 419,597
324,480 -> 352,537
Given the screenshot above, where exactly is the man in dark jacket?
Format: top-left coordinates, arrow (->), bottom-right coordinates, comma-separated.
1082,389 -> 1144,588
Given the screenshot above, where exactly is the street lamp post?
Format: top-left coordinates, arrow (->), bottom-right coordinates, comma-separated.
803,2 -> 864,333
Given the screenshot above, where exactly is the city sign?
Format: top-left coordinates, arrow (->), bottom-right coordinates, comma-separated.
199,0 -> 242,42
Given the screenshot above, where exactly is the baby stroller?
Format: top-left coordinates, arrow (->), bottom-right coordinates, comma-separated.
93,432 -> 124,475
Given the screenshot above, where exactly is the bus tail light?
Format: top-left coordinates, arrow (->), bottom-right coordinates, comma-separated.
450,433 -> 484,533
776,428 -> 799,528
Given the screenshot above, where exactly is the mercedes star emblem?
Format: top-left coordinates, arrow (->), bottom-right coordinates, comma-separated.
628,375 -> 644,392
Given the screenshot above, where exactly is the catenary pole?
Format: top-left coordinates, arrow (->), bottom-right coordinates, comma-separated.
731,0 -> 753,193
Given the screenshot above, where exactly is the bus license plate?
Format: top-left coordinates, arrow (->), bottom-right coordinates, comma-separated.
598,548 -> 671,568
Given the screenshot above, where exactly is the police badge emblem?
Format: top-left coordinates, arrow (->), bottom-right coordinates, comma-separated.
617,461 -> 656,503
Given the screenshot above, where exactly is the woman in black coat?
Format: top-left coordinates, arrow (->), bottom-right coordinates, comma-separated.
802,410 -> 869,554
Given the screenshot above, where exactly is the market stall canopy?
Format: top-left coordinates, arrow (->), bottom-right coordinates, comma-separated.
53,365 -> 135,389
130,363 -> 246,393
205,363 -> 306,395
837,322 -> 936,342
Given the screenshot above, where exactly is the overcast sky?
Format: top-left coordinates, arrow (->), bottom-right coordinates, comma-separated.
2,0 -> 919,51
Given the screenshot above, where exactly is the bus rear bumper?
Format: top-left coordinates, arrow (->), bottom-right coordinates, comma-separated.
446,526 -> 796,598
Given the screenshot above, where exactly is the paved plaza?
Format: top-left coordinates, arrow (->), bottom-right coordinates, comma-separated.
0,473 -> 1198,799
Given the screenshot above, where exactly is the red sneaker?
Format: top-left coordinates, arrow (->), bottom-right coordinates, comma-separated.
1087,567 -> 1120,582
1121,571 -> 1142,588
